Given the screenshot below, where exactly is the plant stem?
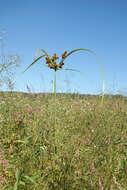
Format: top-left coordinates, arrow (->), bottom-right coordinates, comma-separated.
100,80 -> 105,106
54,71 -> 56,94
54,71 -> 56,126
54,71 -> 57,153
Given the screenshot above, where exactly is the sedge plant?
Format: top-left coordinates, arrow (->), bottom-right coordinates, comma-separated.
24,48 -> 96,93
24,48 -> 96,148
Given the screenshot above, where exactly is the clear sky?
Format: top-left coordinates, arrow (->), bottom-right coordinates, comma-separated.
1,0 -> 127,94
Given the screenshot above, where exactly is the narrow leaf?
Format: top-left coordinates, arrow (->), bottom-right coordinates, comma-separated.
67,48 -> 96,57
34,48 -> 49,58
24,175 -> 36,184
13,182 -> 18,190
15,140 -> 28,144
63,68 -> 80,72
59,48 -> 96,66
23,55 -> 45,73
15,168 -> 20,181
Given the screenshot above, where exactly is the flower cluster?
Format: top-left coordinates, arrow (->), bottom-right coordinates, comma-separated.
45,51 -> 68,71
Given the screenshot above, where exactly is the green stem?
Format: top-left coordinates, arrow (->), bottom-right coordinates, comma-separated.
54,71 -> 56,124
54,71 -> 56,94
100,80 -> 105,106
54,71 -> 57,153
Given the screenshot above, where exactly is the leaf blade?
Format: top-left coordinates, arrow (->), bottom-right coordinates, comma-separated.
23,55 -> 45,73
63,68 -> 80,72
59,48 -> 96,66
24,175 -> 36,184
35,48 -> 49,58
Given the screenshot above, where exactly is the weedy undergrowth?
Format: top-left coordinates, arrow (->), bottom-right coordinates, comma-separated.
1,92 -> 127,189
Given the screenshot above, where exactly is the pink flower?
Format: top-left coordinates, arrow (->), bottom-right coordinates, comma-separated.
0,174 -> 5,184
0,148 -> 3,153
1,160 -> 9,168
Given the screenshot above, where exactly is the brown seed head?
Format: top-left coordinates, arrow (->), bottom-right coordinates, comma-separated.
53,62 -> 59,70
45,56 -> 52,64
48,63 -> 53,68
48,62 -> 59,71
52,53 -> 59,61
62,51 -> 68,59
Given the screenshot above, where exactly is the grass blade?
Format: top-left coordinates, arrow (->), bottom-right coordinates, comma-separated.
67,48 -> 96,57
24,175 -> 36,184
59,48 -> 96,66
63,68 -> 80,72
34,48 -> 49,58
23,55 -> 45,73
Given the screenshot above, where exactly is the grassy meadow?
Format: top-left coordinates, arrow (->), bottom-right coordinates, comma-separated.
0,92 -> 127,190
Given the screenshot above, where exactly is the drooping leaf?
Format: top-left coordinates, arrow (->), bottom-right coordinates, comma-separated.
59,48 -> 96,66
67,48 -> 95,57
63,68 -> 80,72
23,55 -> 45,73
34,48 -> 49,58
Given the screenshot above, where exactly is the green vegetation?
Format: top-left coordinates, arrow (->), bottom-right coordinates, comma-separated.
0,92 -> 127,189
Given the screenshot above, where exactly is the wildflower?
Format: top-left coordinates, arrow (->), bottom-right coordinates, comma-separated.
0,174 -> 5,184
0,148 -> 3,153
1,159 -> 9,168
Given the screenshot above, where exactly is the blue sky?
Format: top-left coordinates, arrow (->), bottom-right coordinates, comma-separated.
1,0 -> 127,94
